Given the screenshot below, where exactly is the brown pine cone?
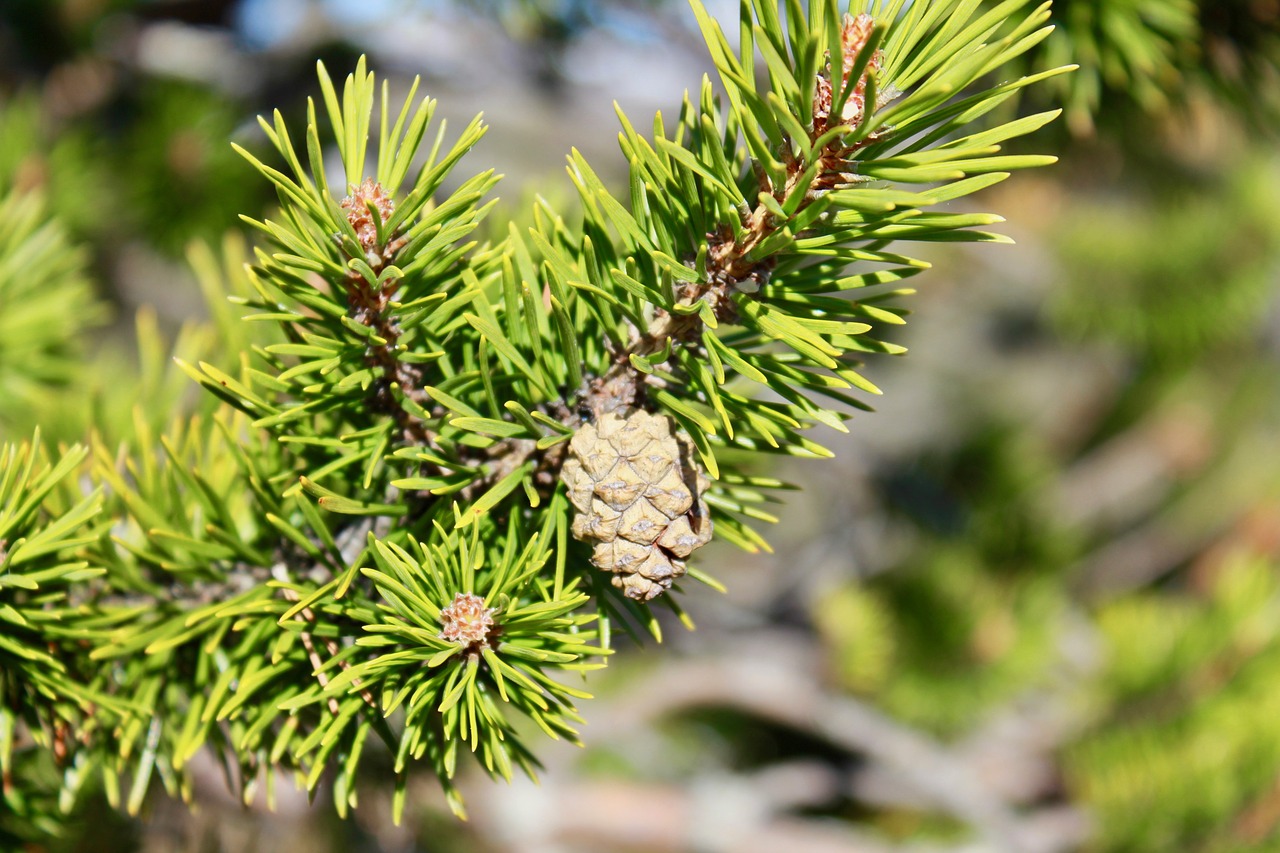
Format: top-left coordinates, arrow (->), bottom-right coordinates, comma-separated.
560,409 -> 713,601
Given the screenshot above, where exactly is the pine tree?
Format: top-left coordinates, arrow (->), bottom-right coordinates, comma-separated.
0,0 -> 1067,838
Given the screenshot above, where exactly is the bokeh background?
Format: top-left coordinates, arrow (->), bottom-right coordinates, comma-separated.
3,0 -> 1280,851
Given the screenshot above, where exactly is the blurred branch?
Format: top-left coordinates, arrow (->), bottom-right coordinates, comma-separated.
469,760 -> 1083,853
1074,424 -> 1280,600
585,637 -> 1086,853
1054,406 -> 1213,533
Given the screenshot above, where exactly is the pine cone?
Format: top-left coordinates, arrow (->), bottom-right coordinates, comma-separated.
561,409 -> 713,601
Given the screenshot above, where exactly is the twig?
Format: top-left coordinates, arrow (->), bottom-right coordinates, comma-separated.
275,568 -> 377,713
423,30 -> 895,503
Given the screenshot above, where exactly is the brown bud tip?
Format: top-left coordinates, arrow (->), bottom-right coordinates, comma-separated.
840,13 -> 877,79
438,592 -> 495,646
837,13 -> 882,125
340,177 -> 395,255
814,12 -> 884,131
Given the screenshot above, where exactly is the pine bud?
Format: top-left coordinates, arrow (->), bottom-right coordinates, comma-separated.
438,591 -> 496,648
813,13 -> 883,132
561,409 -> 714,601
340,177 -> 396,268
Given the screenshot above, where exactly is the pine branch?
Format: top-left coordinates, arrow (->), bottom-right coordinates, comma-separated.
1,0 -> 1071,834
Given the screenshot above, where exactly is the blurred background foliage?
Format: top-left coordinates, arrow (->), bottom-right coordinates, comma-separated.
1,0 -> 1280,851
